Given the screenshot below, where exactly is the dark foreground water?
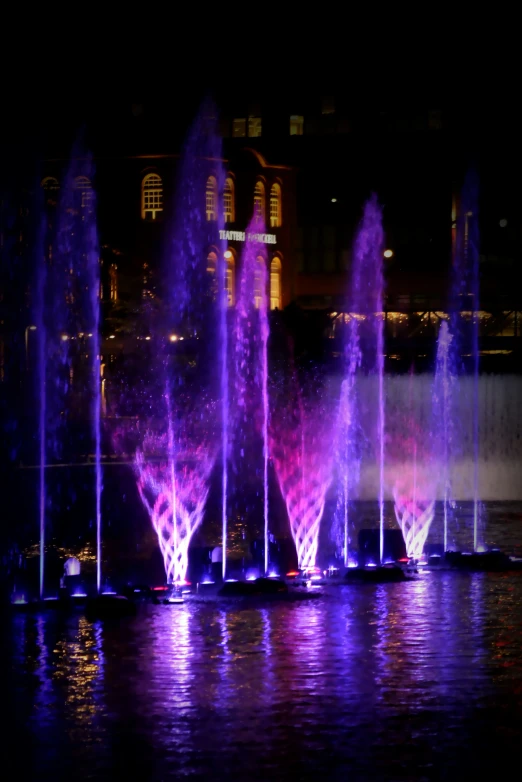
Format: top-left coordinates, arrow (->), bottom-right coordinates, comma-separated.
3,571 -> 522,781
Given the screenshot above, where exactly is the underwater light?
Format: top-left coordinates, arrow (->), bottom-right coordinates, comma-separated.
72,592 -> 87,598
246,575 -> 256,581
200,580 -> 214,585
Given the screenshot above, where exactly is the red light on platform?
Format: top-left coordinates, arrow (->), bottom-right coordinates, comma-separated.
286,571 -> 299,577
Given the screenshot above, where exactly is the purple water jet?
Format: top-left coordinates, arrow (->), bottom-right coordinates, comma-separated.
35,155 -> 102,594
232,217 -> 270,574
450,171 -> 482,550
432,320 -> 456,551
271,374 -> 334,569
132,106 -> 223,584
338,195 -> 385,563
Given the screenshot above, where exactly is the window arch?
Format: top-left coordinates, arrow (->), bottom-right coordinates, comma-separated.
74,176 -> 93,209
206,175 -> 218,221
109,263 -> 118,301
206,251 -> 218,300
269,183 -> 282,228
41,176 -> 59,192
225,251 -> 235,307
206,251 -> 217,275
253,181 -> 265,222
270,256 -> 282,310
254,255 -> 266,309
41,177 -> 59,206
142,173 -> 163,220
224,177 -> 235,223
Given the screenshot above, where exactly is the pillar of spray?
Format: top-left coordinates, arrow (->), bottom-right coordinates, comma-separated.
344,196 -> 385,562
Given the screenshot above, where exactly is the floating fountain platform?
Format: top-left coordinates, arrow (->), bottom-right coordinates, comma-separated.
218,577 -> 288,597
85,594 -> 137,619
444,550 -> 522,572
344,564 -> 409,584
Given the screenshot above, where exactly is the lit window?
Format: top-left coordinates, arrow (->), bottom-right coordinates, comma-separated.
270,257 -> 282,310
41,176 -> 59,191
248,116 -> 262,137
225,253 -> 235,307
41,177 -> 59,206
254,256 -> 265,309
206,175 -> 218,221
206,251 -> 217,275
207,251 -> 218,300
253,181 -> 265,222
224,178 -> 235,223
290,115 -> 304,135
74,176 -> 93,209
269,183 -> 282,228
232,118 -> 246,137
321,96 -> 335,115
109,263 -> 118,301
141,173 -> 163,221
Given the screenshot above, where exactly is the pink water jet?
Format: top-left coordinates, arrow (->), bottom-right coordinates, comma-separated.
135,426 -> 216,584
390,413 -> 435,560
271,386 -> 334,569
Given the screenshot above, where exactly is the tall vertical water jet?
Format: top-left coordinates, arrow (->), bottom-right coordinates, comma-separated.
134,104 -> 222,583
432,320 -> 455,551
33,208 -> 48,599
36,243 -> 47,599
338,195 -> 385,562
38,153 -> 102,593
336,330 -> 361,566
232,218 -> 270,574
451,170 -> 482,550
220,247 -> 229,580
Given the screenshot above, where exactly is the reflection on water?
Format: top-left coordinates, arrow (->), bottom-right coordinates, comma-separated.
5,572 -> 522,780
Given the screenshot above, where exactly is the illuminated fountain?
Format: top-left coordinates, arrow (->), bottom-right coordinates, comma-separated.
34,155 -> 102,597
230,218 -> 270,574
390,391 -> 436,561
450,170 -> 483,551
135,424 -> 216,584
337,195 -> 385,563
271,373 -> 334,570
432,320 -> 456,551
132,106 -> 223,586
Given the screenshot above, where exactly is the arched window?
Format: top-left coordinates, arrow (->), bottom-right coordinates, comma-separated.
41,177 -> 59,206
206,251 -> 218,300
270,257 -> 282,310
141,173 -> 163,220
109,263 -> 118,301
224,177 -> 235,223
254,255 -> 265,309
206,175 -> 218,221
41,176 -> 59,191
225,251 -> 235,307
74,176 -> 93,209
269,183 -> 282,228
206,251 -> 217,275
253,181 -> 265,222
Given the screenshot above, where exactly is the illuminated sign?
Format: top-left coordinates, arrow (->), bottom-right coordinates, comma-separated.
219,230 -> 276,244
